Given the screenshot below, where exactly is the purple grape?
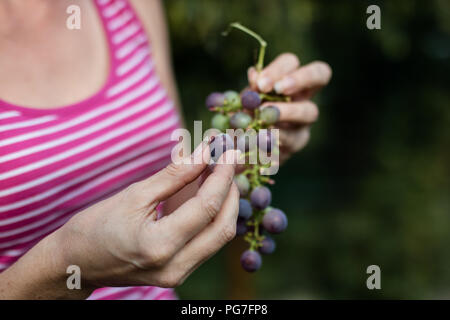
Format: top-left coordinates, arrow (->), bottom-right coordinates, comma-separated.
236,131 -> 257,153
236,218 -> 248,236
238,198 -> 253,220
206,92 -> 225,110
230,112 -> 252,129
211,113 -> 229,131
224,90 -> 241,108
260,106 -> 280,125
258,130 -> 276,153
259,236 -> 276,255
210,133 -> 234,162
262,208 -> 288,234
250,186 -> 272,210
240,250 -> 262,272
241,90 -> 261,110
234,174 -> 250,196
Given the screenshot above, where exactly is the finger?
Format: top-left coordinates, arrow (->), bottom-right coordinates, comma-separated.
247,66 -> 258,91
279,127 -> 311,153
139,141 -> 211,203
274,61 -> 332,95
159,149 -> 240,250
256,53 -> 300,93
170,183 -> 240,281
262,101 -> 319,124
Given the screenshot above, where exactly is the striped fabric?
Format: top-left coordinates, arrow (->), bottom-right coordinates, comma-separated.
0,0 -> 180,300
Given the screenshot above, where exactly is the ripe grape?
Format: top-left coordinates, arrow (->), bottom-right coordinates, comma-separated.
260,106 -> 280,125
259,236 -> 276,255
224,90 -> 241,108
211,113 -> 229,131
241,90 -> 261,110
206,92 -> 225,110
236,218 -> 248,236
240,250 -> 262,272
230,112 -> 252,129
262,208 -> 288,234
234,174 -> 250,196
238,198 -> 253,220
210,133 -> 234,162
258,130 -> 276,153
250,186 -> 272,210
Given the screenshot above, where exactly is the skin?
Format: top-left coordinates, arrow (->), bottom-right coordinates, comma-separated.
0,0 -> 331,299
248,54 -> 332,163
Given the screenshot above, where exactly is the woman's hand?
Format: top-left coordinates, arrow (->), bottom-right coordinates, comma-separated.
248,53 -> 332,163
64,143 -> 240,289
0,142 -> 241,299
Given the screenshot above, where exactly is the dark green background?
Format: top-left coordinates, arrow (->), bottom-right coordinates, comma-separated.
165,0 -> 450,299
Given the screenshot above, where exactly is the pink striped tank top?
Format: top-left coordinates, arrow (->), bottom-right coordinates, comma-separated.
0,0 -> 180,300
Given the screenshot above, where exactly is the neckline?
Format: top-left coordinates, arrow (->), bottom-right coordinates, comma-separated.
0,0 -> 117,117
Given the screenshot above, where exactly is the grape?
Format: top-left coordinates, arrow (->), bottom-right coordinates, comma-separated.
234,174 -> 250,196
260,106 -> 280,125
250,186 -> 272,210
230,112 -> 252,129
206,92 -> 225,110
236,218 -> 248,236
224,90 -> 241,108
236,131 -> 257,153
240,250 -> 262,272
259,236 -> 276,255
210,133 -> 234,162
205,24 -> 291,273
238,198 -> 253,220
211,113 -> 229,131
241,90 -> 261,110
258,130 -> 276,153
262,208 -> 288,234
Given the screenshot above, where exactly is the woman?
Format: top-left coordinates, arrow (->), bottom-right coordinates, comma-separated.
0,0 -> 331,299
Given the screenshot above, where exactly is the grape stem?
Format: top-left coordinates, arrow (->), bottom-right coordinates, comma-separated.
222,22 -> 267,72
260,93 -> 291,102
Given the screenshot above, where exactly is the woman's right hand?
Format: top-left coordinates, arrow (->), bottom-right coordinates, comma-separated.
53,142 -> 240,292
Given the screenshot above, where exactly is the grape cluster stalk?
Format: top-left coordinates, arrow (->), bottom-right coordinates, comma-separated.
205,23 -> 290,272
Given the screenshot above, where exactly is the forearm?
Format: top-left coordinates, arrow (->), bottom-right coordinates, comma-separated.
0,229 -> 94,300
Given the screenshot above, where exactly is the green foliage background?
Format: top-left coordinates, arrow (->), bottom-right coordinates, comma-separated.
165,0 -> 450,299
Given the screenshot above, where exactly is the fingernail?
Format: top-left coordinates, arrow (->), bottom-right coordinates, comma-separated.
274,77 -> 295,94
192,142 -> 206,164
257,77 -> 271,92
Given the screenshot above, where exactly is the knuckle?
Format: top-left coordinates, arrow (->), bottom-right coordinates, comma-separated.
164,162 -> 183,178
202,196 -> 222,221
221,224 -> 237,243
121,182 -> 144,203
222,170 -> 234,186
143,246 -> 172,268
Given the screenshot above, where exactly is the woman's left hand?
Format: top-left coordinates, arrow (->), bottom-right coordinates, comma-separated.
248,53 -> 332,163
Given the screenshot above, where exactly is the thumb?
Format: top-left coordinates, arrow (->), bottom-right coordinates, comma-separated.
139,141 -> 211,203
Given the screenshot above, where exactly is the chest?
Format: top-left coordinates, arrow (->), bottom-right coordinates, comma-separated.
0,4 -> 109,108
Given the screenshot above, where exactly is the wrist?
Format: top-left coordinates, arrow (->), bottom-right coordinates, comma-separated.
53,220 -> 100,298
0,227 -> 96,299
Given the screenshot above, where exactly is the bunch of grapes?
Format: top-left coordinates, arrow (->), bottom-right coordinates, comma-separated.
205,23 -> 290,272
